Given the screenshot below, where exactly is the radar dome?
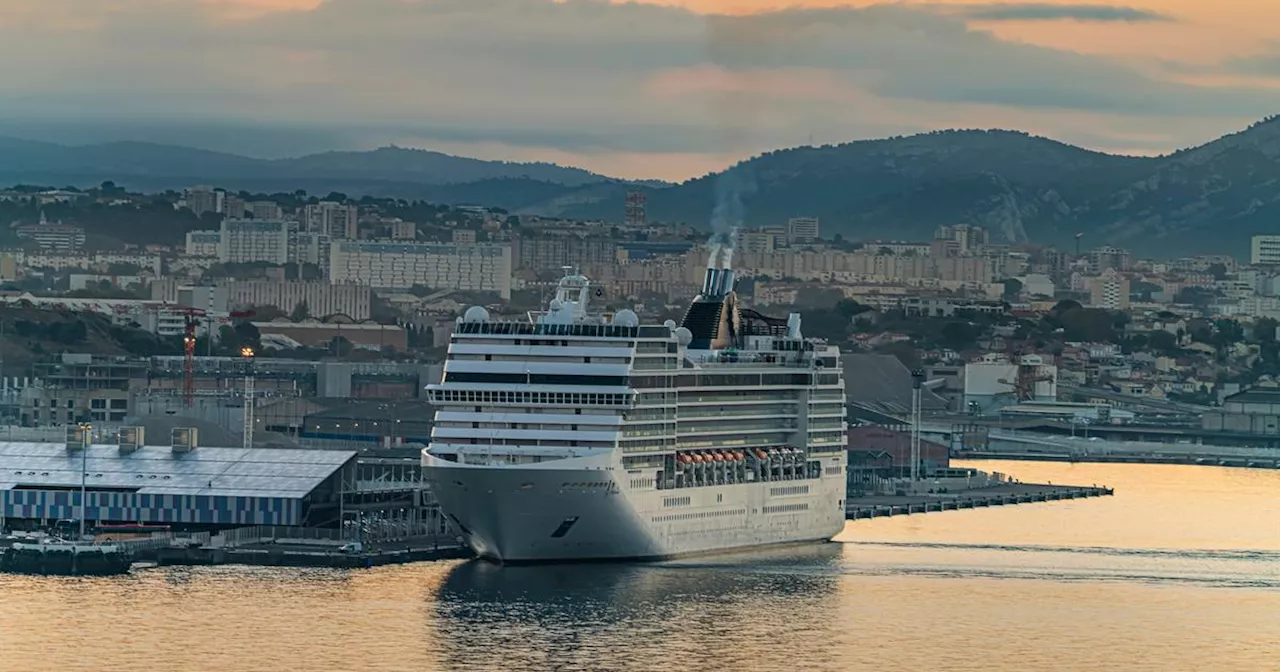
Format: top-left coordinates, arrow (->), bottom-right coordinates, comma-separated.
462,306 -> 490,323
613,309 -> 639,327
549,298 -> 564,311
663,319 -> 677,331
674,327 -> 693,346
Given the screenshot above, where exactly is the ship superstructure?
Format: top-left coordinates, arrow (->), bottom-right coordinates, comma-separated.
422,252 -> 847,562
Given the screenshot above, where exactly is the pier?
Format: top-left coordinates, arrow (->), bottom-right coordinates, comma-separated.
845,482 -> 1113,521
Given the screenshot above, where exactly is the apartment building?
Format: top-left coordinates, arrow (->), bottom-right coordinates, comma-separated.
1252,235 -> 1280,266
219,219 -> 292,264
513,235 -> 616,274
786,217 -> 820,245
186,230 -> 221,257
249,201 -> 284,220
302,202 -> 359,240
329,241 -> 513,298
224,281 -> 372,320
1089,268 -> 1131,309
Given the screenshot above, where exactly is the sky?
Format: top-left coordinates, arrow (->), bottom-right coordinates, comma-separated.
2,0 -> 1280,181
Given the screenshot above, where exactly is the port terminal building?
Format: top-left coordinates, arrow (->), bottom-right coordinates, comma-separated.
0,429 -> 357,530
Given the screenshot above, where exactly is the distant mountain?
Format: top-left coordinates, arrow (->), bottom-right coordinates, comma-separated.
0,137 -> 617,189
8,119 -> 1280,257
535,119 -> 1280,257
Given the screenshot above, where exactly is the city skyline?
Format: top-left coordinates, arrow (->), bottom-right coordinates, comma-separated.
2,0 -> 1279,180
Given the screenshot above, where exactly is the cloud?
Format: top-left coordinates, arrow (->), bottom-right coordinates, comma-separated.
0,0 -> 1270,176
935,3 -> 1171,23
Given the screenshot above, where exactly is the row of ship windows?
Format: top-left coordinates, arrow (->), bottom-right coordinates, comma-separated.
652,508 -> 746,523
762,503 -> 810,514
449,353 -> 633,365
629,478 -> 655,489
769,485 -> 811,497
663,496 -> 692,507
433,390 -> 631,406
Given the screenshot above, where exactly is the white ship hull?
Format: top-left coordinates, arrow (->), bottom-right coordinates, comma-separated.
425,453 -> 846,563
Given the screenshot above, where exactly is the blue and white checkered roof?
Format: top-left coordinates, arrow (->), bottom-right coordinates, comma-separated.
0,443 -> 356,499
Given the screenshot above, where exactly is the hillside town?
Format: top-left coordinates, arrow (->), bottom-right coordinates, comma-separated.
2,181 -> 1280,443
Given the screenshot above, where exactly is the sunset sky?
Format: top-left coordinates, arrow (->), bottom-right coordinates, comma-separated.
3,0 -> 1279,180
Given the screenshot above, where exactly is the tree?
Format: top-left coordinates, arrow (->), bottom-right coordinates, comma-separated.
290,301 -> 310,322
1001,278 -> 1023,301
1255,317 -> 1278,344
1206,262 -> 1228,281
940,321 -> 979,350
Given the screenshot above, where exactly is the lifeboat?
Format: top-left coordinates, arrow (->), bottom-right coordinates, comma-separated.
754,449 -> 768,461
678,453 -> 691,465
711,452 -> 724,463
691,453 -> 704,464
734,450 -> 745,462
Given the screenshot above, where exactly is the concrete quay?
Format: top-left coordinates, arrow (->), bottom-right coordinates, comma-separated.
845,483 -> 1113,521
146,539 -> 470,569
956,448 -> 1280,469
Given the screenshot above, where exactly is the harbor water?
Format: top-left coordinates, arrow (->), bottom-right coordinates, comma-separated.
1,461 -> 1277,671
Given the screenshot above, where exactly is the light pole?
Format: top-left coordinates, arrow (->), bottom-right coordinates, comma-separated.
78,422 -> 91,541
241,347 -> 255,450
910,369 -> 924,483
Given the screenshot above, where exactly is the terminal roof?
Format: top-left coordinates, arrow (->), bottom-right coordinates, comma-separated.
0,443 -> 356,499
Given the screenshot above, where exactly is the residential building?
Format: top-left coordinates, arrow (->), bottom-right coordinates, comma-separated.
222,194 -> 247,219
1251,235 -> 1280,266
19,355 -> 148,426
391,220 -> 417,240
786,217 -> 820,245
302,202 -> 359,240
451,229 -> 477,244
514,236 -> 616,275
219,219 -> 291,264
329,241 -> 512,298
186,230 -> 221,257
935,224 -> 989,254
1089,268 -> 1131,309
1089,246 -> 1132,273
221,281 -> 372,321
0,252 -> 15,282
15,220 -> 86,252
185,186 -> 221,217
738,227 -> 785,254
249,200 -> 283,220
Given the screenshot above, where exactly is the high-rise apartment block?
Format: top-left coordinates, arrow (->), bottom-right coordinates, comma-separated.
934,224 -> 988,254
1251,235 -> 1280,266
739,227 -> 786,254
219,219 -> 291,264
787,217 -> 820,245
1089,268 -> 1131,309
185,186 -> 221,217
1089,246 -> 1132,273
185,230 -> 221,257
329,241 -> 512,298
514,236 -> 616,274
249,201 -> 283,220
302,202 -> 359,240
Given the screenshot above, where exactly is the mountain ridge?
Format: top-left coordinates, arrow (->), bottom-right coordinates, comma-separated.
6,118 -> 1280,257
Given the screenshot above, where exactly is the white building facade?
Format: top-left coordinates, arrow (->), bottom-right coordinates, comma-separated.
329,242 -> 512,298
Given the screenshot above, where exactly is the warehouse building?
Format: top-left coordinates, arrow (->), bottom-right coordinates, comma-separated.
0,429 -> 356,530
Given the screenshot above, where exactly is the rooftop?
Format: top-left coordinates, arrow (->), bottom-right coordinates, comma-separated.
0,443 -> 355,499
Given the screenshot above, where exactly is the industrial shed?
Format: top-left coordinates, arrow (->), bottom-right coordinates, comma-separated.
0,442 -> 356,529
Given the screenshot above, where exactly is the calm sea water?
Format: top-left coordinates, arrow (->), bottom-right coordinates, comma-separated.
2,461 -> 1278,672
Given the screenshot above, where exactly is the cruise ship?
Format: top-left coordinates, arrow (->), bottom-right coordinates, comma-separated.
421,252 -> 848,563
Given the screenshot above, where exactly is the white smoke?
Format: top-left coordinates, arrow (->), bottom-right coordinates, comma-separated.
706,166 -> 754,270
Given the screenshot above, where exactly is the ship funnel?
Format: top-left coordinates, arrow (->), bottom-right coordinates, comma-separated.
719,269 -> 736,295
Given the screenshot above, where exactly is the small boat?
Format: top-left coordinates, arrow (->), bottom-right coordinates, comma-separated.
1,539 -> 132,577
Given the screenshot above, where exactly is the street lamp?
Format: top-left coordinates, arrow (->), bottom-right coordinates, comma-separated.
241,347 -> 255,449
77,422 -> 92,541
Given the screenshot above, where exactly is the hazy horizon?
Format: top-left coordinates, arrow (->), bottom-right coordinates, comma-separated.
3,0 -> 1279,180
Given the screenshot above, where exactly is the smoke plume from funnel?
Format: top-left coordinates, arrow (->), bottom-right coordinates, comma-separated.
706,165 -> 754,270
